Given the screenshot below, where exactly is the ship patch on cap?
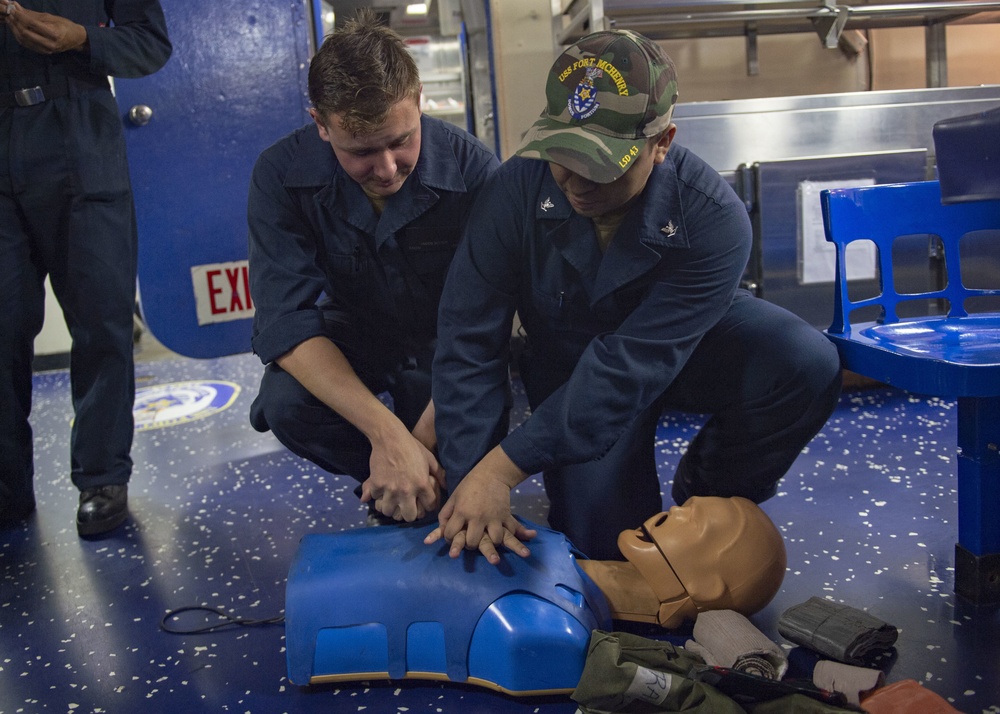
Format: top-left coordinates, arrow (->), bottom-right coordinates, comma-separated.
569,66 -> 602,120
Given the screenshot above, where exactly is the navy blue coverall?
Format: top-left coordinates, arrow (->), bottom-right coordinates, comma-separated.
0,0 -> 171,520
433,144 -> 843,560
248,116 -> 498,482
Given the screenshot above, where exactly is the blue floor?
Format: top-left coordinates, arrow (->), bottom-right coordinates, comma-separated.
2,350 -> 999,714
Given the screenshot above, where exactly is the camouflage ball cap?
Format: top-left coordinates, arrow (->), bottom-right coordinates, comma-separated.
515,29 -> 679,184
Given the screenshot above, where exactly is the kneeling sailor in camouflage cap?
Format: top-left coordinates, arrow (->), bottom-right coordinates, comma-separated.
428,29 -> 843,563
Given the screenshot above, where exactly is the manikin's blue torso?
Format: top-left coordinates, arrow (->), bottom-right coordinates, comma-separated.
285,520 -> 612,694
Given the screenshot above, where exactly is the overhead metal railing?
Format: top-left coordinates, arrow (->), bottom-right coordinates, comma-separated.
552,0 -> 1000,85
555,0 -> 1000,44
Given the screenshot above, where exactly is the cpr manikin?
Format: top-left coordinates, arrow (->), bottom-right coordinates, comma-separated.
284,496 -> 786,695
578,496 -> 787,628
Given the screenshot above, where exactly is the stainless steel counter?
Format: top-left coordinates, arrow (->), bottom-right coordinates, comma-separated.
672,84 -> 1000,172
665,85 -> 1000,327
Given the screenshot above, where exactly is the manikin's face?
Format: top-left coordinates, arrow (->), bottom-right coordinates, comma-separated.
312,97 -> 422,198
617,496 -> 786,620
548,124 -> 676,218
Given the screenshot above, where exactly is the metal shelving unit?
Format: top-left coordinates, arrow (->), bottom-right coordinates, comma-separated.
550,0 -> 1000,86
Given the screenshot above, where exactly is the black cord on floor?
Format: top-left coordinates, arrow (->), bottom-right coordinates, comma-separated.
160,605 -> 285,634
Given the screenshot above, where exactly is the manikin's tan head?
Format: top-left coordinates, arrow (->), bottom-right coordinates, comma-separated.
579,496 -> 786,628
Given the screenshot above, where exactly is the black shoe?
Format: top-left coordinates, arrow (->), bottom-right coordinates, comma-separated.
0,497 -> 36,528
670,474 -> 692,507
76,484 -> 128,536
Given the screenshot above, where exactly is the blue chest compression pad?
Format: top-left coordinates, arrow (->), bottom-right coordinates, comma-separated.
285,519 -> 612,695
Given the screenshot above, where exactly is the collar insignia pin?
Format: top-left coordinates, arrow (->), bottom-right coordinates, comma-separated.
541,197 -> 555,212
661,221 -> 678,237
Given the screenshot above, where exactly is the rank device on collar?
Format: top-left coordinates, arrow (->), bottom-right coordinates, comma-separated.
515,29 -> 679,185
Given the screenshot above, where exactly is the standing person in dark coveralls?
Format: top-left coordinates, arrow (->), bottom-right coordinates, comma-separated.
427,30 -> 843,563
247,11 -> 499,525
0,0 -> 171,534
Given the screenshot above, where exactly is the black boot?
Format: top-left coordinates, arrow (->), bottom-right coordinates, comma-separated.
77,484 -> 128,536
0,496 -> 36,528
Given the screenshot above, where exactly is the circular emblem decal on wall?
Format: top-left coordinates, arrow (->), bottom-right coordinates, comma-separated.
133,380 -> 240,431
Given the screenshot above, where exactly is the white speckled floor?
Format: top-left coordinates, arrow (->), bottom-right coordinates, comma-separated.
2,349 -> 999,714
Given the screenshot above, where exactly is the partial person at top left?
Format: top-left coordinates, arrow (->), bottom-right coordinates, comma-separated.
0,0 -> 172,535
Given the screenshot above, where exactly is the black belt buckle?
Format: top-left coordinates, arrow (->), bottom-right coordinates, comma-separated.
14,86 -> 46,107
